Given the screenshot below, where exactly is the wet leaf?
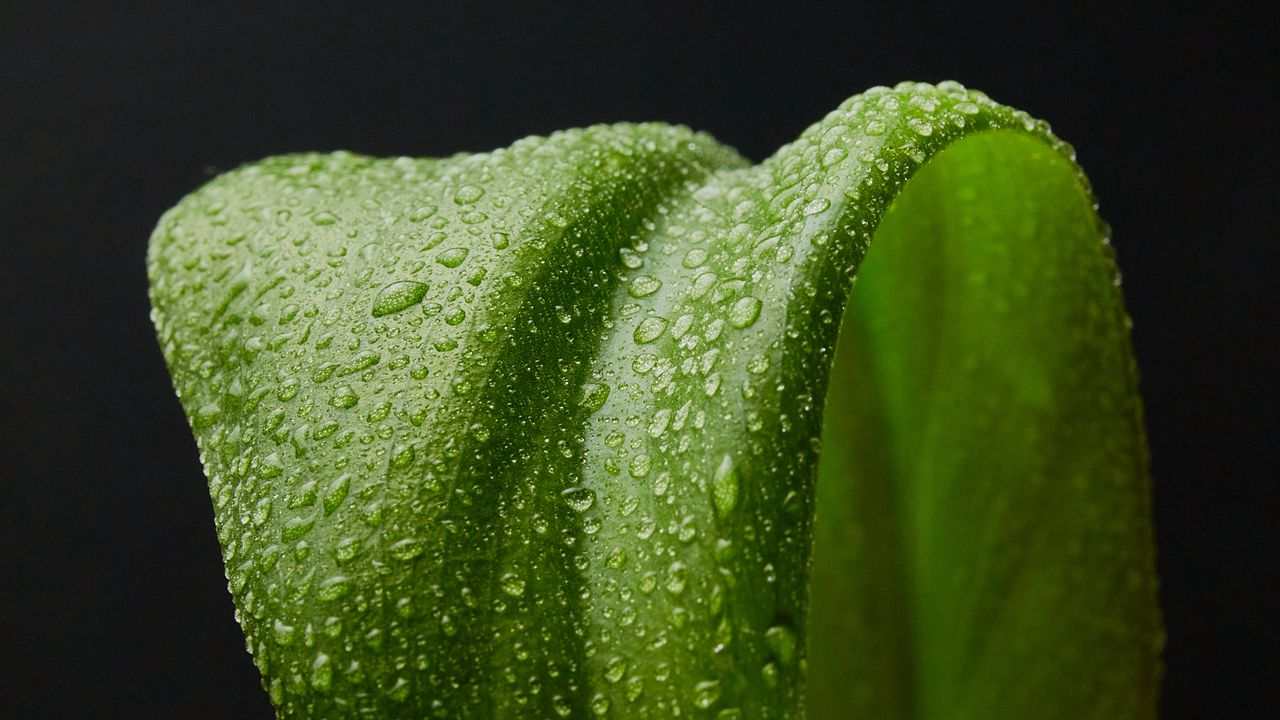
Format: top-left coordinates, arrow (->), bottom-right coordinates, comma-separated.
149,81 -> 1160,719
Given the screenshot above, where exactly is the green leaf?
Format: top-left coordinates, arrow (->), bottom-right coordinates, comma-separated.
148,81 -> 1161,719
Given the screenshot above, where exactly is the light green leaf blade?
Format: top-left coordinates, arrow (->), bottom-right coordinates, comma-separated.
807,131 -> 1161,719
148,81 -> 1160,719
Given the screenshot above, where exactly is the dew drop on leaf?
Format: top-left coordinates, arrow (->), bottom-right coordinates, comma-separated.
436,247 -> 470,268
694,679 -> 722,709
317,575 -> 352,601
628,454 -> 652,478
500,572 -> 526,597
712,454 -> 740,519
764,624 -> 798,665
803,197 -> 831,215
629,275 -> 663,298
581,382 -> 611,411
604,656 -> 628,683
310,653 -> 333,691
371,279 -> 430,315
634,316 -> 668,344
683,248 -> 708,268
329,386 -> 358,409
389,537 -> 425,561
562,486 -> 596,512
453,184 -> 485,204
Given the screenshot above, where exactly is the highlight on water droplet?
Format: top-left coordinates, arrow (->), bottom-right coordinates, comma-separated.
372,280 -> 429,317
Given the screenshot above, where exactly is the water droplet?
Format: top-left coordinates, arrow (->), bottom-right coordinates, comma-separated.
747,354 -> 770,374
389,537 -> 425,561
653,471 -> 671,497
647,408 -> 672,437
454,184 -> 485,204
281,515 -> 316,542
562,486 -> 596,512
323,474 -> 351,515
821,147 -> 848,167
703,372 -> 722,397
317,575 -> 352,601
252,498 -> 273,527
803,197 -> 831,215
606,547 -> 627,569
500,572 -> 526,597
683,248 -> 708,268
666,561 -> 687,594
634,317 -> 668,344
329,386 -> 358,409
619,247 -> 644,269
671,313 -> 694,339
604,656 -> 628,683
629,275 -> 663,298
272,619 -> 296,646
690,271 -> 717,299
628,454 -> 651,478
581,382 -> 611,411
443,307 -> 466,325
712,454 -> 739,520
387,677 -> 411,702
389,443 -> 416,468
440,614 -> 457,637
436,247 -> 470,268
765,624 -> 797,665
728,296 -> 762,328
694,679 -> 722,709
335,536 -> 360,564
408,205 -> 437,222
310,653 -> 333,691
311,211 -> 339,226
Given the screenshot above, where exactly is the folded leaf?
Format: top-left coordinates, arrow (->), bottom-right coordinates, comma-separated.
148,81 -> 1161,719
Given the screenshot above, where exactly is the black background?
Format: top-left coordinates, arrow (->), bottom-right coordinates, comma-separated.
1,2 -> 1275,718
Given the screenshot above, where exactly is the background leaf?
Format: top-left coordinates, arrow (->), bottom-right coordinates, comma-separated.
149,82 -> 1160,718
